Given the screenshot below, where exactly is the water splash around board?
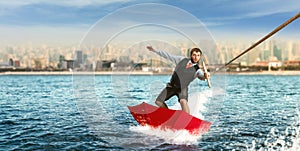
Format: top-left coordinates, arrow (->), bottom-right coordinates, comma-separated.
129,91 -> 212,145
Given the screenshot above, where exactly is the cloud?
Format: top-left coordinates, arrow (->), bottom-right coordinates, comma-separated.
0,0 -> 134,8
0,0 -> 298,46
1,0 -> 299,27
0,25 -> 86,47
206,0 -> 300,21
0,0 -> 135,20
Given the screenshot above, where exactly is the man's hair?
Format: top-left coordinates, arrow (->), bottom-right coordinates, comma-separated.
190,48 -> 202,56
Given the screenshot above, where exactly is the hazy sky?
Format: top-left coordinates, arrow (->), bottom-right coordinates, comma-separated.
0,0 -> 299,47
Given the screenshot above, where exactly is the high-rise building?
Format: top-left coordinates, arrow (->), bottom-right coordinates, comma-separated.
9,58 -> 14,66
58,55 -> 65,69
293,43 -> 300,59
76,50 -> 83,65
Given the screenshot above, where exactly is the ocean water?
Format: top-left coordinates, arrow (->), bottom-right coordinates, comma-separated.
0,74 -> 299,150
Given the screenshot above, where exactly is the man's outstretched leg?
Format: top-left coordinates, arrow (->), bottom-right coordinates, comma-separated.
155,100 -> 168,109
180,99 -> 190,114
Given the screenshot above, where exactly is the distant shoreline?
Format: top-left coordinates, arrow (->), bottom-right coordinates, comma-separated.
1,70 -> 300,76
0,71 -> 163,76
226,70 -> 300,75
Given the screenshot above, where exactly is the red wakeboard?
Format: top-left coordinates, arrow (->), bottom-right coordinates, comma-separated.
128,102 -> 211,135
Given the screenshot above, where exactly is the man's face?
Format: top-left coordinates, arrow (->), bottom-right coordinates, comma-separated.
191,51 -> 201,63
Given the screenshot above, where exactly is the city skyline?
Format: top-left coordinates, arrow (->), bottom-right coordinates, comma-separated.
0,0 -> 299,49
1,39 -> 300,70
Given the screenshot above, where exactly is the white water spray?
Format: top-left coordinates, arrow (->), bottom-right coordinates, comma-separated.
129,90 -> 211,145
247,111 -> 300,151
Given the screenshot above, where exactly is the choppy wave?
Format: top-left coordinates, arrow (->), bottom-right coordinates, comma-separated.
1,75 -> 299,150
247,111 -> 300,150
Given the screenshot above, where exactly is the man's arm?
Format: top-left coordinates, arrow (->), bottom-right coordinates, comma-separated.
146,46 -> 184,64
195,69 -> 210,80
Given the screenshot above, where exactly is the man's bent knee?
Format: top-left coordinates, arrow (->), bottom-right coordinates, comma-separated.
155,100 -> 168,108
155,100 -> 162,106
180,99 -> 188,104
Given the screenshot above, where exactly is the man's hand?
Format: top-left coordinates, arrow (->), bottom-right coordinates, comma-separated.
146,46 -> 154,51
205,71 -> 212,88
204,72 -> 210,80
